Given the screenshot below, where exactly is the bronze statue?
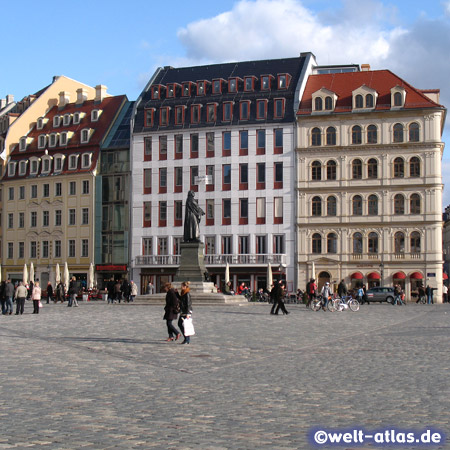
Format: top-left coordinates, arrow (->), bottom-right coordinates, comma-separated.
183,190 -> 205,242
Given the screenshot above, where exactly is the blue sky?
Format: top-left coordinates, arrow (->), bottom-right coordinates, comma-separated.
1,0 -> 449,206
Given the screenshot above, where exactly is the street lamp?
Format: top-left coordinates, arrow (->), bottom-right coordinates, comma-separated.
379,262 -> 384,286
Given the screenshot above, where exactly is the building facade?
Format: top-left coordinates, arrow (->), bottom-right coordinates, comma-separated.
130,53 -> 317,293
296,68 -> 446,300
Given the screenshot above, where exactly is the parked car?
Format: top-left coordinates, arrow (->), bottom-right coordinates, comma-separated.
366,286 -> 395,303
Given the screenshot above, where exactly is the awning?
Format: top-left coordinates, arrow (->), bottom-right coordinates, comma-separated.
367,272 -> 381,280
392,272 -> 406,279
444,273 -> 449,280
350,272 -> 364,280
410,272 -> 423,279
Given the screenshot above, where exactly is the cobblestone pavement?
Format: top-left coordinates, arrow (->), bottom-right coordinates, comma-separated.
0,301 -> 449,450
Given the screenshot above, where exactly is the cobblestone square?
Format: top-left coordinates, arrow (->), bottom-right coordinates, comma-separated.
0,301 -> 449,449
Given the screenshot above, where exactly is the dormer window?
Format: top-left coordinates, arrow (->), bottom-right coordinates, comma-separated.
175,105 -> 185,125
29,158 -> 39,175
151,86 -> 160,100
42,157 -> 51,174
8,161 -> 16,177
81,153 -> 92,168
69,154 -> 79,170
191,104 -> 201,124
159,107 -> 170,126
212,79 -> 222,94
366,94 -> 374,108
355,95 -> 364,108
182,82 -> 192,97
223,102 -> 233,121
325,96 -> 333,110
37,117 -> 46,130
38,135 -> 47,149
54,155 -> 64,172
244,76 -> 256,92
19,160 -> 27,176
274,98 -> 285,119
261,75 -> 273,90
145,108 -> 155,127
353,86 -> 378,110
81,128 -> 91,143
63,114 -> 72,126
73,112 -> 81,124
207,103 -> 218,123
278,74 -> 291,89
313,89 -> 337,113
228,78 -> 238,93
240,100 -> 251,120
167,84 -> 176,98
91,109 -> 101,122
49,133 -> 58,147
53,116 -> 61,127
391,87 -> 406,108
197,81 -> 207,96
256,99 -> 268,119
60,132 -> 68,146
315,97 -> 323,111
19,137 -> 28,151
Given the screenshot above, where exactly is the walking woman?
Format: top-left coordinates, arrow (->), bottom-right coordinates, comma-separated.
178,281 -> 193,344
32,281 -> 42,314
163,283 -> 181,341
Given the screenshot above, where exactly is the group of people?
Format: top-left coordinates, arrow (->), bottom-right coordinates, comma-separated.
269,279 -> 289,315
106,278 -> 138,304
222,281 -> 250,296
0,278 -> 43,315
163,281 -> 194,344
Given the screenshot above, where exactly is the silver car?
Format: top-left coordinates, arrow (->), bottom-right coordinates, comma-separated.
365,287 -> 395,303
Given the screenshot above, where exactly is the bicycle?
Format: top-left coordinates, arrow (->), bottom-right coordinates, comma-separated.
333,295 -> 360,312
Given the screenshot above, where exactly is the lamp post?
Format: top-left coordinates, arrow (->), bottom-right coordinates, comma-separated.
379,262 -> 384,286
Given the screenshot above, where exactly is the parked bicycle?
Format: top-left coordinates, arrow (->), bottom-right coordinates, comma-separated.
332,295 -> 360,312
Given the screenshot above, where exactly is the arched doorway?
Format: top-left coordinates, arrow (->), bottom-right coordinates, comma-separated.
318,271 -> 331,291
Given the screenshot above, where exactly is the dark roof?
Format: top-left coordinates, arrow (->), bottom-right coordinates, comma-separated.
102,101 -> 134,149
134,55 -> 308,133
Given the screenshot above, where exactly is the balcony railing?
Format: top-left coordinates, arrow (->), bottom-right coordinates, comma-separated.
135,255 -> 180,266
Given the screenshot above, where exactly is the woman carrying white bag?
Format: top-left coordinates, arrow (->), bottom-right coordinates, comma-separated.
177,281 -> 195,344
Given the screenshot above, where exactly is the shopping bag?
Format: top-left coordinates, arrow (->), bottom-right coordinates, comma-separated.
183,317 -> 195,336
39,301 -> 43,308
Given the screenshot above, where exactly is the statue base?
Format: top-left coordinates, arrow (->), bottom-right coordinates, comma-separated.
174,242 -> 209,283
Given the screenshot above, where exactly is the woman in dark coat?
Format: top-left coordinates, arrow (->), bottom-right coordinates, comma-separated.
163,283 -> 181,341
177,281 -> 193,344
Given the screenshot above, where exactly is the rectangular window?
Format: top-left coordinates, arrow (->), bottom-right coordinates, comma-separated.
43,211 -> 49,227
31,185 -> 37,198
191,105 -> 200,124
175,106 -> 185,125
261,75 -> 271,90
43,184 -> 50,197
274,235 -> 285,254
159,201 -> 167,227
158,237 -> 168,255
190,133 -> 199,158
244,77 -> 254,92
206,199 -> 215,226
207,104 -> 216,123
7,242 -> 13,259
173,237 -> 181,256
19,185 -> 25,200
274,162 -> 283,189
68,240 -> 76,258
69,209 -> 76,226
223,102 -> 232,121
8,187 -> 14,201
19,242 -> 24,259
55,182 -> 62,196
143,201 -> 151,227
212,79 -> 222,94
239,163 -> 248,190
174,200 -> 183,226
159,168 -> 167,194
42,241 -> 49,259
19,212 -> 24,228
142,238 -> 152,255
239,236 -> 249,255
228,78 -> 237,93
82,180 -> 90,195
256,100 -> 267,119
174,167 -> 183,193
223,199 -> 231,225
145,109 -> 154,127
274,197 -> 283,224
206,132 -> 215,158
144,137 -> 152,161
256,130 -> 266,155
197,81 -> 206,96
31,211 -> 37,228
205,236 -> 216,254
256,235 -> 267,255
239,131 -> 248,156
190,166 -> 199,192
159,136 -> 167,160
274,98 -> 285,118
274,129 -> 283,154
55,210 -> 62,226
69,181 -> 76,196
8,213 -> 13,229
81,239 -> 89,258
239,198 -> 248,225
256,198 -> 266,224
222,236 -> 232,254
175,134 -> 183,159
82,208 -> 89,225
223,164 -> 231,191
206,165 -> 215,192
182,83 -> 191,97
223,131 -> 231,156
30,241 -> 37,259
257,163 -> 266,189
240,101 -> 249,120
54,240 -> 61,258
144,168 -> 152,194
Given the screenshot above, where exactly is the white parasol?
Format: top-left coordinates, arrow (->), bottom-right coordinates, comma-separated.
30,262 -> 35,283
88,263 -> 95,289
225,262 -> 230,284
23,264 -> 28,285
267,262 -> 273,291
64,262 -> 70,292
55,263 -> 61,284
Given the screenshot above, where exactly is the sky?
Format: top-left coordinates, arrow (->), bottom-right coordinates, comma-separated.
1,0 -> 449,207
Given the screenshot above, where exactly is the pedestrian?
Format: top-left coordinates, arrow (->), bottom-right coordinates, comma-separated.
114,279 -> 122,303
163,283 -> 181,341
107,277 -> 115,304
393,284 -> 404,305
68,276 -> 78,307
306,278 -> 317,308
46,282 -> 53,304
121,279 -> 131,302
271,280 -> 289,315
321,282 -> 333,311
0,281 -> 6,315
56,281 -> 65,303
177,281 -> 193,344
130,281 -> 138,302
146,281 -> 154,295
4,279 -> 15,315
15,281 -> 27,315
361,284 -> 369,305
31,281 -> 42,314
426,285 -> 434,304
416,284 -> 426,303
443,284 -> 448,303
337,279 -> 347,298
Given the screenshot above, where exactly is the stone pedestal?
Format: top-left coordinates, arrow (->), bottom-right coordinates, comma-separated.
174,242 -> 209,285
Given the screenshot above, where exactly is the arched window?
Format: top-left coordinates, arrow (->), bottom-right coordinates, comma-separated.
311,161 -> 321,180
367,124 -> 377,144
410,193 -> 421,214
326,126 -> 336,145
312,233 -> 322,254
393,123 -> 404,142
366,94 -> 374,108
355,95 -> 363,108
326,160 -> 336,180
409,122 -> 420,142
352,159 -> 362,179
394,157 -> 404,178
368,158 -> 378,179
315,97 -> 323,111
327,233 -> 337,254
394,92 -> 403,106
368,194 -> 378,215
325,96 -> 333,110
327,196 -> 337,216
311,127 -> 321,146
394,194 -> 405,214
353,232 -> 363,254
409,156 -> 420,177
368,232 -> 379,254
312,196 -> 322,216
394,231 -> 405,253
352,195 -> 363,215
352,125 -> 362,144
411,231 -> 421,253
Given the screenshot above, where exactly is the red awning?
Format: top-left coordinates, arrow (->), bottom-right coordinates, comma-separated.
410,272 -> 423,279
350,272 -> 364,280
444,273 -> 449,280
392,272 -> 406,279
367,272 -> 381,280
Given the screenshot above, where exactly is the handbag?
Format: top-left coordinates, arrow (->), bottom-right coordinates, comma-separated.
183,317 -> 195,336
39,301 -> 43,308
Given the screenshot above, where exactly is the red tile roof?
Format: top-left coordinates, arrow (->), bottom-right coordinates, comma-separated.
297,70 -> 443,115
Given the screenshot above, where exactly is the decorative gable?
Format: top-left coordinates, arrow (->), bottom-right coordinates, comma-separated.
312,88 -> 338,112
391,85 -> 406,109
352,85 -> 378,110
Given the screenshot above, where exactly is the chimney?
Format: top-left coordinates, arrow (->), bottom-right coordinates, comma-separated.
0,99 -> 6,109
76,88 -> 88,105
59,91 -> 70,107
361,64 -> 371,72
95,85 -> 107,103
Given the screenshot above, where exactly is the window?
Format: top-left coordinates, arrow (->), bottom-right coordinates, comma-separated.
240,101 -> 250,120
278,74 -> 288,89
159,201 -> 167,227
190,166 -> 198,191
69,209 -> 76,225
327,233 -> 337,254
30,211 -> 37,227
312,196 -> 322,216
410,157 -> 420,177
256,198 -> 266,224
205,236 -> 216,254
223,164 -> 231,190
366,94 -> 374,108
411,231 -> 421,253
327,196 -> 337,216
190,133 -> 199,158
353,232 -> 363,254
394,92 -> 403,107
175,106 -> 185,125
274,129 -> 283,153
91,110 -> 100,122
394,194 -> 405,214
30,159 -> 39,175
239,131 -> 248,155
8,187 -> 14,200
368,195 -> 378,215
145,109 -> 154,127
43,184 -> 50,197
223,102 -> 233,121
81,153 -> 91,168
73,112 -> 81,125
311,161 -> 321,180
325,96 -> 333,110
222,131 -> 231,156
409,123 -> 420,142
239,236 -> 249,255
207,104 -> 217,123
394,232 -> 405,253
274,99 -> 285,118
159,136 -> 167,160
8,213 -> 13,229
38,135 -> 46,149
82,180 -> 89,195
143,201 -> 151,227
393,123 -> 404,142
143,238 -> 153,255
174,200 -> 183,226
222,236 -> 232,254
326,160 -> 336,180
30,241 -> 37,259
55,182 -> 62,196
314,97 -> 323,111
368,232 -> 379,254
144,137 -> 152,161
312,233 -> 322,254
274,162 -> 283,189
367,125 -> 377,144
8,162 -> 16,177
53,116 -> 61,127
197,81 -> 206,95
151,86 -> 160,100
410,194 -> 421,214
68,240 -> 76,258
256,100 -> 267,119
206,199 -> 215,225
261,75 -> 271,90
352,125 -> 362,144
18,242 -> 24,259
81,239 -> 89,258
206,132 -> 215,157
239,163 -> 248,189
244,77 -> 254,92
31,185 -> 37,198
82,208 -> 89,225
55,210 -> 62,226
42,241 -> 49,258
167,84 -> 175,98
42,158 -> 51,173
19,137 -> 27,151
191,105 -> 201,124
355,94 -> 363,108
223,199 -> 231,224
352,195 -> 363,215
212,79 -> 222,94
175,134 -> 183,159
256,163 -> 265,188
394,157 -> 404,178
37,118 -> 45,130
69,155 -> 78,169
228,78 -> 237,93
240,198 -> 248,224
19,161 -> 27,176
69,181 -> 76,195
54,240 -> 61,258
19,186 -> 25,200
256,235 -> 267,255
257,130 -> 265,154
7,243 -> 13,259
43,211 -> 49,227
352,159 -> 362,179
368,158 -> 378,179
274,197 -> 283,224
81,129 -> 90,143
159,168 -> 167,193
311,127 -> 321,146
326,127 -> 336,146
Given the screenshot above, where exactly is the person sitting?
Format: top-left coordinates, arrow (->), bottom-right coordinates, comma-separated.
237,282 -> 249,295
223,281 -> 234,295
